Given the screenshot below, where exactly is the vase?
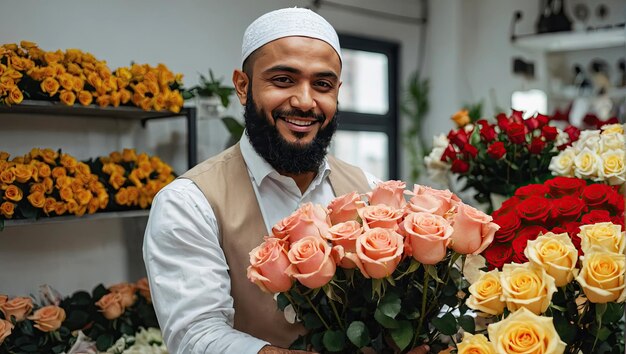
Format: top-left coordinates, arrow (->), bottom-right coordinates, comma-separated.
196,96 -> 223,120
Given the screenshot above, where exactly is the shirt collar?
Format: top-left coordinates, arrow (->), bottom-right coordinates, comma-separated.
239,131 -> 331,188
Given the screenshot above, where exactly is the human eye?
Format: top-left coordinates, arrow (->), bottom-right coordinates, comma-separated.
271,76 -> 293,86
314,80 -> 334,91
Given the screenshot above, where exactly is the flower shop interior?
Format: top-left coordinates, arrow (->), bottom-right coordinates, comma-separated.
1,0 -> 625,353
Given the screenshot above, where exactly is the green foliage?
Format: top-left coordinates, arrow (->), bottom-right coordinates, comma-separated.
185,69 -> 235,108
401,72 -> 429,183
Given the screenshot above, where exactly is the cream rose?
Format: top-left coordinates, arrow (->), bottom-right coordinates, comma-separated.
579,222 -> 625,254
357,204 -> 404,231
599,149 -> 626,185
287,236 -> 336,289
402,212 -> 452,265
549,148 -> 575,177
500,262 -> 557,314
449,202 -> 499,255
487,307 -> 566,354
525,232 -> 578,287
466,270 -> 505,316
27,305 -> 66,332
600,132 -> 625,151
457,333 -> 495,354
0,296 -> 33,322
578,130 -> 601,152
575,250 -> 626,303
271,203 -> 331,244
247,237 -> 293,293
0,319 -> 13,344
354,228 -> 404,279
108,282 -> 137,308
574,147 -> 601,179
368,180 -> 406,209
95,292 -> 125,320
327,192 -> 365,224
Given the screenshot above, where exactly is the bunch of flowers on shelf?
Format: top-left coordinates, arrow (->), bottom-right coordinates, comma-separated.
465,218 -> 625,353
549,123 -> 625,188
0,41 -> 184,112
0,278 -> 161,354
0,148 -> 108,227
88,149 -> 175,211
247,180 -> 500,353
483,176 -> 625,270
425,109 -> 580,211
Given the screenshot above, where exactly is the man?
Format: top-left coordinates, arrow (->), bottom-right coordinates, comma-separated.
143,7 -> 429,354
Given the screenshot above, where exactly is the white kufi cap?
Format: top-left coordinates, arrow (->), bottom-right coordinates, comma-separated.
241,7 -> 342,67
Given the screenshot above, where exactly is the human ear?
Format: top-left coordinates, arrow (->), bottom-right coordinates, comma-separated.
232,69 -> 249,105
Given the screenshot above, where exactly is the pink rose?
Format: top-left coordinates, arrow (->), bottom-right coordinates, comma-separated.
27,305 -> 66,332
95,293 -> 125,320
402,212 -> 453,264
247,237 -> 293,293
0,296 -> 33,322
0,319 -> 12,345
354,228 -> 404,278
327,192 -> 365,224
368,180 -> 407,209
272,203 -> 331,244
358,204 -> 404,231
326,221 -> 363,268
406,193 -> 446,216
449,202 -> 500,255
287,236 -> 336,289
408,185 -> 460,216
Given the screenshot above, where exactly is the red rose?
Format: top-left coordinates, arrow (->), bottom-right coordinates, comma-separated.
581,209 -> 612,225
510,110 -> 524,123
535,114 -> 550,127
551,226 -> 567,234
487,141 -> 506,159
506,122 -> 527,144
514,184 -> 549,200
609,192 -> 625,214
463,144 -> 478,159
528,137 -> 546,154
541,126 -> 558,141
523,116 -> 540,131
564,125 -> 580,143
451,159 -> 469,173
545,177 -> 586,198
564,221 -> 582,255
483,243 -> 513,270
440,144 -> 458,162
480,123 -> 496,142
493,196 -> 521,218
611,215 -> 625,229
448,129 -> 469,149
515,196 -> 552,222
512,226 -> 548,263
493,212 -> 521,243
581,183 -> 613,208
496,113 -> 510,131
552,196 -> 586,221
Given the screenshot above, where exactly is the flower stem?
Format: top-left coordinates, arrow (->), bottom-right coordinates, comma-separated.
329,298 -> 344,330
412,269 -> 431,348
303,291 -> 331,330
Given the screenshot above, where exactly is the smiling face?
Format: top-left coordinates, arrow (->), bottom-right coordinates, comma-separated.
234,36 -> 342,146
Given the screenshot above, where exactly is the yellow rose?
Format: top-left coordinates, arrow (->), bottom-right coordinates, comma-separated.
13,164 -> 33,183
600,150 -> 625,185
457,333 -> 495,354
44,197 -> 56,215
4,185 -> 23,202
58,73 -> 74,91
579,222 -> 625,254
36,163 -> 51,179
97,190 -> 109,209
500,262 -> 557,315
75,162 -> 91,176
601,123 -> 624,135
59,90 -> 76,106
55,175 -> 72,189
43,50 -> 63,64
59,187 -> 74,202
87,198 -> 100,214
20,40 -> 38,49
60,154 -> 78,171
29,183 -> 45,194
122,148 -> 137,163
78,90 -> 93,106
40,77 -> 60,97
573,148 -> 600,179
119,88 -> 131,104
488,307 -> 566,354
74,205 -> 87,217
51,166 -> 66,179
0,169 -> 15,184
451,109 -> 471,128
109,173 -> 126,190
27,305 -> 66,332
109,151 -> 123,163
66,62 -> 82,75
96,94 -> 111,107
43,177 -> 53,194
82,52 -> 96,64
467,269 -> 505,316
40,148 -> 58,165
0,151 -> 9,161
75,189 -> 92,206
72,76 -> 84,92
138,96 -> 152,111
115,188 -> 129,206
139,195 -> 149,209
54,202 -> 67,216
152,94 -> 166,111
0,201 -> 15,218
5,86 -> 23,105
129,169 -> 143,187
109,91 -> 122,107
127,186 -> 139,205
27,191 -> 46,208
576,250 -> 626,303
66,199 -> 79,214
525,232 -> 578,287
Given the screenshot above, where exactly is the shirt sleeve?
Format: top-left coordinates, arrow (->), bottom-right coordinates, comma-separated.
143,179 -> 269,354
364,171 -> 382,189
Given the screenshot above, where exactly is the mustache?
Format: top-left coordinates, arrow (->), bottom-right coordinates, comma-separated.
272,109 -> 326,123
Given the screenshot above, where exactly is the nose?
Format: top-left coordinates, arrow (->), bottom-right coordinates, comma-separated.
289,84 -> 316,112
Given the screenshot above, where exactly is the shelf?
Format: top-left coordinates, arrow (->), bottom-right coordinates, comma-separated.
2,210 -> 150,228
513,28 -> 625,52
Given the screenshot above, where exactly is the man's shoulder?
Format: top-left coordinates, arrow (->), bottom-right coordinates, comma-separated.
182,144 -> 243,179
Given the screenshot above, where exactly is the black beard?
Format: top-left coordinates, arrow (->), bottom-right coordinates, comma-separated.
243,90 -> 337,175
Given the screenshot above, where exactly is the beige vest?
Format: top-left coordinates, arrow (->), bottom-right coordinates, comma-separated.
181,143 -> 371,347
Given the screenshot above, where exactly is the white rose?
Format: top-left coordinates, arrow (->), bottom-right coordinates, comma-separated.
555,130 -> 570,148
425,147 -> 451,186
600,132 -> 625,152
573,147 -> 601,180
549,148 -> 575,177
578,130 -> 602,153
432,133 -> 449,149
599,149 -> 626,185
579,222 -> 625,254
600,123 -> 625,135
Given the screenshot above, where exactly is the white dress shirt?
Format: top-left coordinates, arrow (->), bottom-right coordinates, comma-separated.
143,136 -> 379,354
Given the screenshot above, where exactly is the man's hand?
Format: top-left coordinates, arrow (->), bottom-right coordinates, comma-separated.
407,345 -> 430,354
258,345 -> 314,353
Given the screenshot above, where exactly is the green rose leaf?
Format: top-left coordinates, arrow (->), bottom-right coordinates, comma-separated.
602,302 -> 624,323
431,312 -> 457,335
390,320 -> 414,351
379,292 -> 401,319
458,314 -> 475,333
323,329 -> 346,352
303,313 -> 324,330
96,333 -> 114,351
374,308 -> 399,329
347,321 -> 370,348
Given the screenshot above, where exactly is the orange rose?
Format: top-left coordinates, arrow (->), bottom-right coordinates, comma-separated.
4,185 -> 23,202
358,204 -> 404,231
0,151 -> 9,161
327,191 -> 365,224
0,296 -> 33,322
27,191 -> 46,208
109,283 -> 137,308
42,177 -> 54,194
58,73 -> 74,90
96,94 -> 110,107
287,236 -> 336,288
122,148 -> 137,162
248,237 -> 294,293
75,189 -> 92,206
126,187 -> 139,205
119,88 -> 132,104
40,149 -> 58,165
0,201 -> 15,218
451,109 -> 471,128
368,180 -> 407,209
87,198 -> 100,214
354,228 -> 404,278
72,76 -> 84,92
115,188 -> 129,206
51,166 -> 67,179
449,202 -> 499,255
6,86 -> 23,105
78,90 -> 93,106
0,169 -> 15,184
59,90 -> 76,106
44,197 -> 56,215
30,183 -> 45,194
402,212 -> 453,265
0,319 -> 13,344
54,202 -> 67,216
407,184 -> 460,217
271,203 -> 331,244
326,220 -> 363,253
95,292 -> 125,320
135,277 -> 152,303
37,163 -> 51,178
13,164 -> 33,183
40,77 -> 60,97
59,187 -> 74,202
60,154 -> 78,171
27,305 -> 66,332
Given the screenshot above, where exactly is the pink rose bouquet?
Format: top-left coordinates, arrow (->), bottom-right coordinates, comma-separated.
248,180 -> 499,353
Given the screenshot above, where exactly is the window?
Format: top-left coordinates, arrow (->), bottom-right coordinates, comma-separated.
329,34 -> 399,180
